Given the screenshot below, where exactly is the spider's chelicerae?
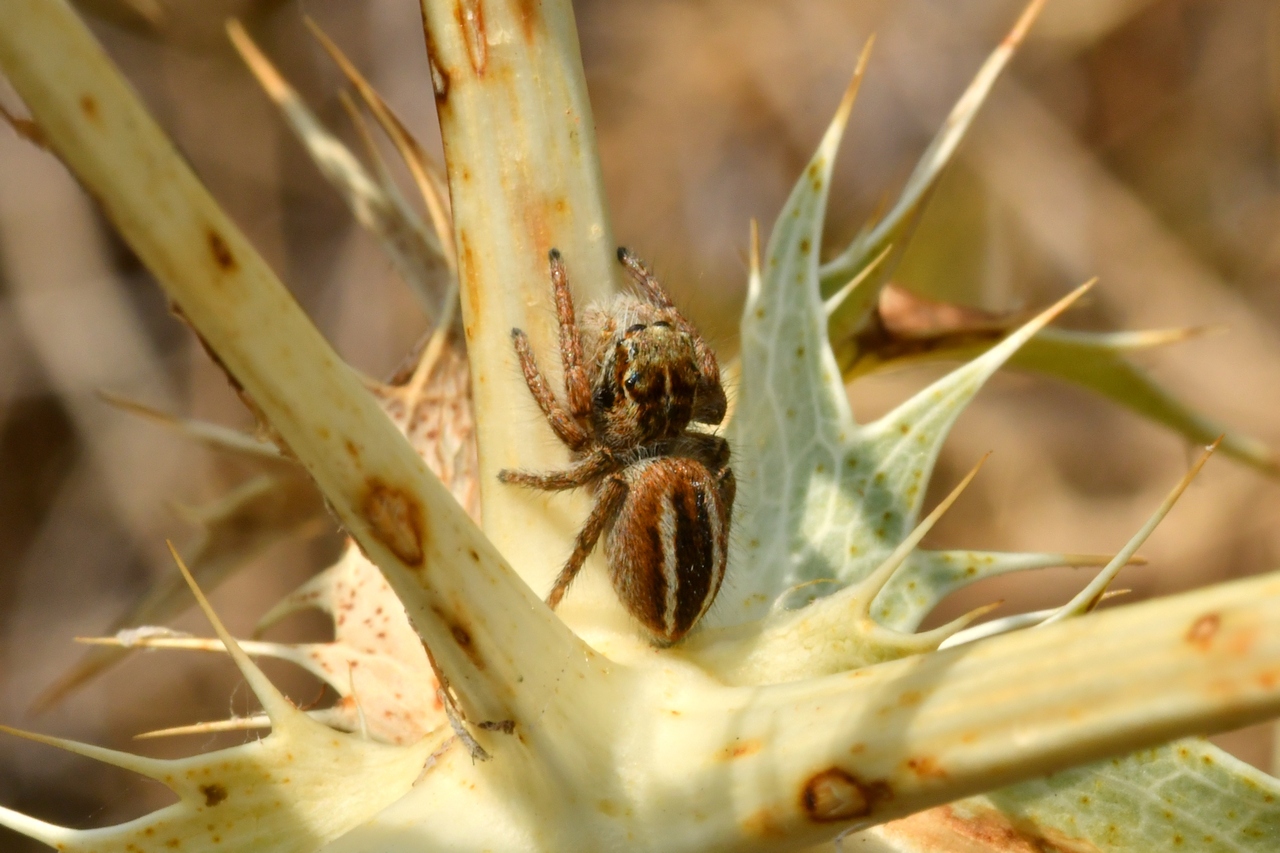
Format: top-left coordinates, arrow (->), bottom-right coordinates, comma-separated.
499,248 -> 734,644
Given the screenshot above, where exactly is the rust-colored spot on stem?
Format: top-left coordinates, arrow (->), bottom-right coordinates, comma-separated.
79,94 -> 100,124
458,230 -> 481,319
801,768 -> 890,822
1186,612 -> 1220,651
199,783 -> 228,807
207,228 -> 238,273
515,0 -> 540,42
362,479 -> 426,567
432,605 -> 485,670
717,738 -> 763,761
906,755 -> 947,780
455,0 -> 488,75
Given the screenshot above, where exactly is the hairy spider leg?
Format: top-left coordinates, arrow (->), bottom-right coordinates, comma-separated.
616,247 -> 727,425
548,249 -> 593,420
499,448 -> 617,492
510,328 -> 591,451
546,475 -> 629,610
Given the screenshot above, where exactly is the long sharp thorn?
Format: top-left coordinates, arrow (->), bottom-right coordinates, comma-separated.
166,541 -> 299,725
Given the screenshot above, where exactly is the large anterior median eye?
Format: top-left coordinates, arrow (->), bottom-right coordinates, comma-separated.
625,372 -> 640,391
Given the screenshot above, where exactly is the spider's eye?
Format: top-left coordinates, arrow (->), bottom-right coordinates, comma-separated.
625,372 -> 641,391
625,323 -> 647,335
652,320 -> 672,329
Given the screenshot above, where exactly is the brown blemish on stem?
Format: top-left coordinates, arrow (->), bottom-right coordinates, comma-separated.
199,783 -> 228,806
361,479 -> 426,567
801,768 -> 890,822
518,191 -> 560,261
431,605 -> 485,670
906,755 -> 947,780
717,738 -> 763,761
455,0 -> 488,75
458,231 -> 481,318
78,94 -> 100,124
1186,613 -> 1220,651
207,228 -> 238,273
515,0 -> 540,42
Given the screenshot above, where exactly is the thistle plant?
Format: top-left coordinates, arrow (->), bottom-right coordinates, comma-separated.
4,1 -> 1280,852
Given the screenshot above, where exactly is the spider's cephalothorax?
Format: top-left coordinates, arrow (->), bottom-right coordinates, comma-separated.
499,248 -> 734,644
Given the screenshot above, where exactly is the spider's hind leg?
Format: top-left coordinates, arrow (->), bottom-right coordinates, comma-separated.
499,447 -> 619,492
547,475 -> 629,609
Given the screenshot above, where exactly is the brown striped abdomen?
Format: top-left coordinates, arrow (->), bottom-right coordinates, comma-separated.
606,457 -> 730,643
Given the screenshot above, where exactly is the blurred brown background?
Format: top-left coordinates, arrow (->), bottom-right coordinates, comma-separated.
3,0 -> 1280,846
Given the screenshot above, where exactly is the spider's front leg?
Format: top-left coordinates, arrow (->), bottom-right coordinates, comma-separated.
546,475 -> 628,609
507,249 -> 598,451
510,327 -> 590,452
548,249 -> 593,421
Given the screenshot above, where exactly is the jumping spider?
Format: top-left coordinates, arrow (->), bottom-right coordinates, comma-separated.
499,248 -> 734,644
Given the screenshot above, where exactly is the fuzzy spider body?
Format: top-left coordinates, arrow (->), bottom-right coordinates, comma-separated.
499,248 -> 733,644
606,456 -> 732,641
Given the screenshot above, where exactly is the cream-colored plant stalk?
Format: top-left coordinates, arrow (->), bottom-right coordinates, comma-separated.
3,1 -> 1280,852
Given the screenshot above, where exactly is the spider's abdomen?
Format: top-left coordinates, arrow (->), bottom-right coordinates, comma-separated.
606,457 -> 731,643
